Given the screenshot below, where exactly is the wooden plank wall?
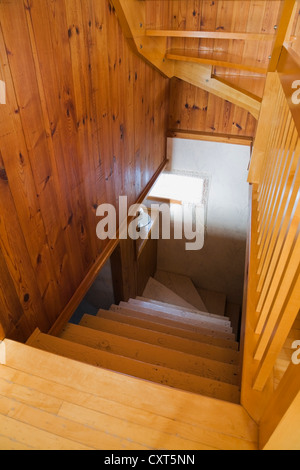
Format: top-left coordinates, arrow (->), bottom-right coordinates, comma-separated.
168,78 -> 257,140
145,0 -> 282,86
0,0 -> 169,342
147,0 -> 283,142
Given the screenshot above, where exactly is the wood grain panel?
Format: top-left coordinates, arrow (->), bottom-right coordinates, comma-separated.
145,0 -> 283,92
0,0 -> 169,341
168,77 -> 257,139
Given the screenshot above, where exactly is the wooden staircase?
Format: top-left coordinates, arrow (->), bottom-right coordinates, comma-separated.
0,271 -> 255,449
26,273 -> 241,404
27,274 -> 240,403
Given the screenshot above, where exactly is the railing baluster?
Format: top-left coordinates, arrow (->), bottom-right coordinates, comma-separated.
255,205 -> 300,339
253,267 -> 300,391
257,94 -> 288,223
256,160 -> 300,325
257,113 -> 294,250
242,61 -> 300,428
257,127 -> 298,270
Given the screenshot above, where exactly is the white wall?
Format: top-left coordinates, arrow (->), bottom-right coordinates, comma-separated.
158,138 -> 251,304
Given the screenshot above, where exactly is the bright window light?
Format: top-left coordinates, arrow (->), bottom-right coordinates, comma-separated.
147,171 -> 208,205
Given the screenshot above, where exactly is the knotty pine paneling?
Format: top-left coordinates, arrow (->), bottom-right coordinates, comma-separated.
169,78 -> 257,138
0,0 -> 169,341
145,0 -> 282,85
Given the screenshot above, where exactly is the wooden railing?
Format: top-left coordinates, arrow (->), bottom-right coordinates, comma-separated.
241,50 -> 300,449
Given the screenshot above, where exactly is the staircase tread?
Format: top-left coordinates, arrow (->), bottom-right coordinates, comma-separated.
154,270 -> 208,312
111,305 -> 236,340
0,340 -> 258,450
143,277 -> 200,311
26,331 -> 241,404
59,323 -> 239,385
110,305 -> 235,341
96,310 -> 239,350
135,296 -> 230,322
117,302 -> 233,334
80,313 -> 240,364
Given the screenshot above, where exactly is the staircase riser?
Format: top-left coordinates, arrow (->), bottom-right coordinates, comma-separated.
59,324 -> 239,385
118,303 -> 233,334
80,314 -> 240,364
28,333 -> 241,404
111,306 -> 235,340
130,298 -> 230,323
98,310 -> 239,350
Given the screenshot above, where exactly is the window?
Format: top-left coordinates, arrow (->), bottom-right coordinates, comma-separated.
147,170 -> 209,206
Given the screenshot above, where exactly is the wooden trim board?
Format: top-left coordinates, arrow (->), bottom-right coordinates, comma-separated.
167,129 -> 253,147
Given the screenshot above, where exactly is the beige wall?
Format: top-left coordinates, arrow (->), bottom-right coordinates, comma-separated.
157,138 -> 251,305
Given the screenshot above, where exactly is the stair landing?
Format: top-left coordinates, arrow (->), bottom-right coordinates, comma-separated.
0,339 -> 258,450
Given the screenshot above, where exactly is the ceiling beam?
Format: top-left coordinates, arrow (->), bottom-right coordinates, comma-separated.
174,61 -> 261,119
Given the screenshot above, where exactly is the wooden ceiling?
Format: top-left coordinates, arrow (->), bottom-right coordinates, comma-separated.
144,0 -> 284,99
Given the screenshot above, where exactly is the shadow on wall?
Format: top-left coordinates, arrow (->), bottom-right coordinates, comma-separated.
70,258 -> 115,324
157,233 -> 246,305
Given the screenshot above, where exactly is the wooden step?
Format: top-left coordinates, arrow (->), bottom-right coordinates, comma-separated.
96,310 -> 239,350
26,330 -> 240,403
125,299 -> 231,332
109,306 -> 236,341
135,297 -> 230,322
143,277 -> 200,311
117,302 -> 233,335
197,288 -> 227,317
0,340 -> 258,450
59,323 -> 239,385
154,270 -> 208,312
80,314 -> 240,364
